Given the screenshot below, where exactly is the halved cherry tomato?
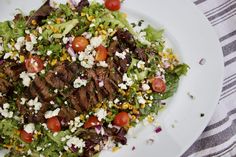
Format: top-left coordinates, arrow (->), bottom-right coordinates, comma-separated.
20,130 -> 33,143
72,36 -> 89,52
47,116 -> 61,132
105,0 -> 121,11
151,77 -> 166,93
113,111 -> 130,127
84,116 -> 101,129
95,45 -> 108,61
25,56 -> 44,73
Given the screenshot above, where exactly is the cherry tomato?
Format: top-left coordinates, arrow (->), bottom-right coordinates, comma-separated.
105,0 -> 121,11
72,36 -> 89,52
25,56 -> 44,73
95,45 -> 108,61
47,116 -> 61,132
151,78 -> 166,93
20,130 -> 33,143
113,111 -> 130,127
84,116 -> 101,129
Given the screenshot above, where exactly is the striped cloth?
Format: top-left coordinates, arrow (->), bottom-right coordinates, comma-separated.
182,0 -> 236,157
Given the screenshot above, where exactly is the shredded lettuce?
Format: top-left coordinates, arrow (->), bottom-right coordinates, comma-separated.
144,25 -> 164,42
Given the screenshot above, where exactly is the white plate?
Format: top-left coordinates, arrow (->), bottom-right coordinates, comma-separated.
0,0 -> 224,157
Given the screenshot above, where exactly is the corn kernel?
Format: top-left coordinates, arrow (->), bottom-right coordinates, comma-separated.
31,20 -> 37,25
101,30 -> 107,35
122,102 -> 129,110
128,105 -> 133,110
147,115 -> 154,123
81,12 -> 86,16
55,18 -> 62,24
79,114 -> 85,121
51,59 -> 57,66
131,115 -> 136,121
19,55 -> 25,63
96,103 -> 102,108
146,90 -> 152,94
87,15 -> 94,21
137,92 -> 142,96
141,104 -> 146,109
112,147 -> 120,152
132,109 -> 139,115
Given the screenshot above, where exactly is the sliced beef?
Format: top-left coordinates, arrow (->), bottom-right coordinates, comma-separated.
54,64 -> 74,83
116,29 -> 136,51
77,87 -> 90,111
69,94 -> 82,113
0,78 -> 11,93
0,96 -> 6,104
86,81 -> 98,105
135,47 -> 147,62
30,76 -> 55,101
58,106 -> 76,122
108,41 -> 119,56
45,71 -> 66,89
104,78 -> 117,100
119,55 -> 131,73
4,63 -> 26,81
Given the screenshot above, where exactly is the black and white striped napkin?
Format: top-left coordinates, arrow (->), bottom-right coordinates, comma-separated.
183,0 -> 236,156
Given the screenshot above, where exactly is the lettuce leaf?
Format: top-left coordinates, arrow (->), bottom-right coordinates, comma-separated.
144,25 -> 164,42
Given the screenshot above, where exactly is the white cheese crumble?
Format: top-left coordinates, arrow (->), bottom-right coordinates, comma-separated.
94,108 -> 107,121
0,103 -> 13,118
118,83 -> 127,90
62,37 -> 69,44
20,72 -> 36,87
20,98 -> 27,105
47,50 -> 53,56
24,123 -> 35,134
96,61 -> 108,67
44,108 -> 60,119
98,81 -> 104,87
14,37 -> 25,51
27,97 -> 42,113
137,60 -> 145,69
73,77 -> 88,88
70,117 -> 84,133
90,36 -> 103,48
142,83 -> 150,91
122,73 -> 133,86
27,149 -> 32,155
114,98 -> 120,104
137,31 -> 151,46
137,96 -> 146,104
78,50 -> 95,68
115,51 -> 126,60
66,137 -> 85,153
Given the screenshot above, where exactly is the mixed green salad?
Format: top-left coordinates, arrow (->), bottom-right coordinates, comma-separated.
0,0 -> 188,156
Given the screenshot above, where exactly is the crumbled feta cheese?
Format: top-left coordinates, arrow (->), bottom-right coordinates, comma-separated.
90,36 -> 103,48
70,117 -> 84,133
27,97 -> 42,113
25,42 -> 34,51
41,123 -> 48,130
38,36 -> 43,41
108,28 -> 113,33
24,123 -> 35,134
44,108 -> 60,119
73,77 -> 88,88
97,61 -> 108,67
0,103 -> 13,118
78,50 -> 95,68
54,89 -> 58,93
62,37 -> 69,44
142,83 -> 150,91
14,37 -> 25,51
0,44 -> 4,52
66,137 -> 85,153
115,51 -> 126,60
122,73 -> 133,86
112,36 -> 118,41
114,98 -> 120,104
118,83 -> 127,90
49,0 -> 60,8
94,108 -> 107,121
37,147 -> 42,151
89,23 -> 95,28
40,69 -> 46,74
137,31 -> 151,46
137,60 -> 145,69
20,72 -> 36,87
137,96 -> 146,104
3,52 -> 12,59
20,98 -> 27,105
38,27 -> 43,34
98,81 -> 104,87
27,149 -> 32,155
47,50 -> 53,56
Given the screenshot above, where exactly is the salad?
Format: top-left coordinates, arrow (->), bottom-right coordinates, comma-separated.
0,0 -> 188,156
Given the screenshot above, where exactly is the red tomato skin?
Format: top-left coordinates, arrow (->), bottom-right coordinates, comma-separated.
25,56 -> 44,73
20,130 -> 33,143
152,78 -> 166,93
47,116 -> 61,132
72,37 -> 89,52
95,45 -> 108,61
84,116 -> 101,129
105,0 -> 121,11
113,112 -> 130,127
